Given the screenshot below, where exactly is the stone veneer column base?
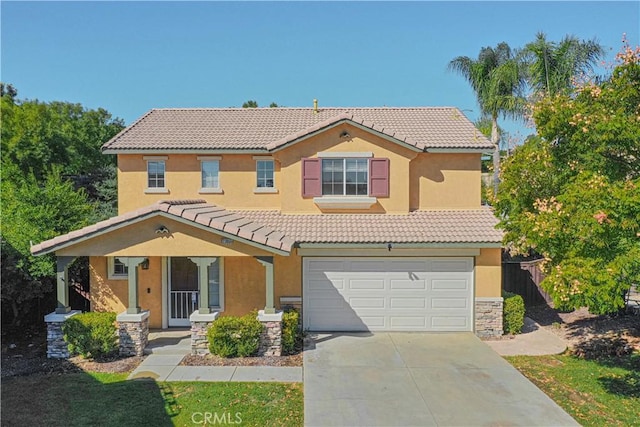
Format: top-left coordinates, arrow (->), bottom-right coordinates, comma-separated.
190,311 -> 219,355
257,310 -> 283,357
475,297 -> 504,338
117,311 -> 150,357
44,310 -> 81,359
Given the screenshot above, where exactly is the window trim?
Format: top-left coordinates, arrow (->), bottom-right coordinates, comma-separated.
321,157 -> 369,196
198,156 -> 222,193
253,157 -> 276,192
144,156 -> 167,193
209,258 -> 225,312
108,257 -> 129,280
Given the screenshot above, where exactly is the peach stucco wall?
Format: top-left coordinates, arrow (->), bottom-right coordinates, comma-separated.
89,254 -> 303,328
474,248 -> 502,298
90,256 -> 163,328
115,124 -> 481,214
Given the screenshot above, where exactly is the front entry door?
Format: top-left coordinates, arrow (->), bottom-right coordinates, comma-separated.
168,257 -> 199,327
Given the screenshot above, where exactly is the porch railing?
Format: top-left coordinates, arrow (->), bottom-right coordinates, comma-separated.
170,290 -> 199,319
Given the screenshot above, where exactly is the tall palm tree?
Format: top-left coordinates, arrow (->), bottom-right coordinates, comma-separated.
449,43 -> 527,195
524,32 -> 604,98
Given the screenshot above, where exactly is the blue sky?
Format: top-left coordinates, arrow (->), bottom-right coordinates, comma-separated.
2,1 -> 639,141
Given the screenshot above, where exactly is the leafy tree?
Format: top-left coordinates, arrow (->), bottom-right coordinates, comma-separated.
242,100 -> 258,108
1,82 -> 18,100
269,102 -> 279,108
523,32 -> 604,99
1,165 -> 92,324
496,39 -> 640,314
1,98 -> 124,179
449,43 -> 527,194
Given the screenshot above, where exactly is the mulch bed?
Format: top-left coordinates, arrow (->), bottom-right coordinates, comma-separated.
181,353 -> 303,367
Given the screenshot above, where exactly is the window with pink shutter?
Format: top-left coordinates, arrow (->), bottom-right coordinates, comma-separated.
301,158 -> 321,197
369,158 -> 389,197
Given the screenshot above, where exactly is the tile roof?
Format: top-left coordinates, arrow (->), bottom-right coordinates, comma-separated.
102,107 -> 493,152
235,209 -> 504,244
31,201 -> 502,256
30,200 -> 296,256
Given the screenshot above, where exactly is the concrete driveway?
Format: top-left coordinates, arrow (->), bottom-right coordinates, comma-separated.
304,333 -> 578,426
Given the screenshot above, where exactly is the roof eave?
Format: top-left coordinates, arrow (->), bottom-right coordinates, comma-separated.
296,242 -> 503,249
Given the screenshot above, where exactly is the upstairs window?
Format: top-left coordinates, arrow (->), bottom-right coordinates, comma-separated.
322,158 -> 368,196
145,157 -> 167,192
256,159 -> 274,188
201,160 -> 220,189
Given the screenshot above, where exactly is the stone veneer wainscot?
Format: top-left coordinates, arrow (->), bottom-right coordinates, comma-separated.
475,297 -> 504,338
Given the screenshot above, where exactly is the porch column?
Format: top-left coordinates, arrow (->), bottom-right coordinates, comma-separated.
188,257 -> 217,314
256,256 -> 275,314
117,257 -> 146,314
256,256 -> 282,356
55,256 -> 76,313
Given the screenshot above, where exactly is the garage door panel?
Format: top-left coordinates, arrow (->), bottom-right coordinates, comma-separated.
389,279 -> 427,290
349,278 -> 385,290
431,316 -> 469,329
390,316 -> 427,328
431,297 -> 469,309
390,297 -> 426,308
432,279 -> 469,291
349,297 -> 385,309
304,257 -> 473,332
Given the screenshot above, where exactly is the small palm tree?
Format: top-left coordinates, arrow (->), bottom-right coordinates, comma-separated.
524,32 -> 604,98
449,43 -> 527,195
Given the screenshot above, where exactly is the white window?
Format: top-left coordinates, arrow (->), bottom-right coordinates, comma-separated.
108,257 -> 129,280
322,158 -> 368,196
144,156 -> 168,193
201,160 -> 220,190
148,161 -> 165,188
256,159 -> 274,188
208,260 -> 223,309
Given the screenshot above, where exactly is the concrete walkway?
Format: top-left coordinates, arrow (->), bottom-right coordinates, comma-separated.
128,329 -> 302,382
485,317 -> 568,356
304,332 -> 578,426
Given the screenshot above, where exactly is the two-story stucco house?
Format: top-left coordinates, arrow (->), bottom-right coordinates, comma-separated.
32,106 -> 504,358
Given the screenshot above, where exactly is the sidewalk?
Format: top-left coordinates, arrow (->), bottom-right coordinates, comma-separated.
485,317 -> 567,356
128,330 -> 302,382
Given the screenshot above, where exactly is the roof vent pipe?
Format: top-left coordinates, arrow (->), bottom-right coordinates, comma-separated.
313,99 -> 318,114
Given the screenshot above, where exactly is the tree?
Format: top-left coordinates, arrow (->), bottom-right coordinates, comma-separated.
1,82 -> 18,100
242,100 -> 258,108
1,165 -> 93,324
524,32 -> 604,99
496,39 -> 640,314
449,43 -> 527,195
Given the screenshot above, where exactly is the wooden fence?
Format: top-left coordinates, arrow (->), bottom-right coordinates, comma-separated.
502,258 -> 552,306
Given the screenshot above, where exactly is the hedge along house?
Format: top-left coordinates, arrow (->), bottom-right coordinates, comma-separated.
32,106 -> 504,358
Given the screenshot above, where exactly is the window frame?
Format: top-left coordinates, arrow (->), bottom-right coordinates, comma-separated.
198,156 -> 222,193
321,157 -> 369,196
144,156 -> 168,193
207,258 -> 225,311
108,257 -> 129,280
253,157 -> 277,193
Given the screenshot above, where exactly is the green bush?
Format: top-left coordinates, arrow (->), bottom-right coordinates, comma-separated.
281,309 -> 302,355
207,312 -> 263,358
503,292 -> 526,334
62,312 -> 118,359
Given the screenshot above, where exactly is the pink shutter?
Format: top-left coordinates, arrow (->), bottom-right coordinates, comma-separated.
369,158 -> 389,197
301,158 -> 321,197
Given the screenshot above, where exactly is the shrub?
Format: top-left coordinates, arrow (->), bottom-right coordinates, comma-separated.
207,312 -> 263,358
62,312 -> 118,359
281,309 -> 302,355
503,292 -> 525,334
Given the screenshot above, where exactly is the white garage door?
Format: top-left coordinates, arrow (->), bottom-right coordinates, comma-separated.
303,257 -> 473,332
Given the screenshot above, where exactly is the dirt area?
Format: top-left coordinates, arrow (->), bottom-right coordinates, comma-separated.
1,325 -> 303,377
181,353 -> 303,367
526,304 -> 640,357
1,325 -> 143,378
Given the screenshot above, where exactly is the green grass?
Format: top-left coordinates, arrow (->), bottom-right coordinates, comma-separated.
1,372 -> 303,427
506,353 -> 639,427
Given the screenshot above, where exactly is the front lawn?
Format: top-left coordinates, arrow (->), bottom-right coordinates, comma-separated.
1,372 -> 303,427
507,354 -> 639,427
